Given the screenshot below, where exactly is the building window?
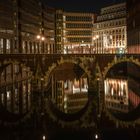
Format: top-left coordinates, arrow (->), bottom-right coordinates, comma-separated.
31,43 -> 34,53
22,41 -> 26,53
6,39 -> 10,54
14,64 -> 19,74
27,42 -> 30,54
0,38 -> 3,54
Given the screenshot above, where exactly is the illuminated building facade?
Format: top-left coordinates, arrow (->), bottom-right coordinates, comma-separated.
55,10 -> 95,54
0,0 -> 55,54
127,0 -> 140,53
105,77 -> 140,113
104,78 -> 129,113
0,1 -> 140,139
93,3 -> 127,54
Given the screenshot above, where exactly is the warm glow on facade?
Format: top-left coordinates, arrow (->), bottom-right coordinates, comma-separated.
104,78 -> 129,112
93,3 -> 127,54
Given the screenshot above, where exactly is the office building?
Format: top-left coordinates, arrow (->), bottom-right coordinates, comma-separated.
55,10 -> 95,54
0,0 -> 55,54
127,0 -> 140,53
93,3 -> 127,54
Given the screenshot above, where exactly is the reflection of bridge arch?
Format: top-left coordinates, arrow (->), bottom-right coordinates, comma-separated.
1,54 -> 140,127
43,57 -> 98,128
0,60 -> 33,123
102,56 -> 140,126
103,56 -> 140,77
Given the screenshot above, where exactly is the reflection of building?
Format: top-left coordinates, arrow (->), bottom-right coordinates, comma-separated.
0,63 -> 32,114
64,78 -> 88,113
127,0 -> 140,53
105,78 -> 140,113
93,3 -> 127,54
51,75 -> 88,113
104,78 -> 129,113
55,10 -> 96,54
65,93 -> 88,113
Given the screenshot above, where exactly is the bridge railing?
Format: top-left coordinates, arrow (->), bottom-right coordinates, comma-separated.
0,53 -> 136,59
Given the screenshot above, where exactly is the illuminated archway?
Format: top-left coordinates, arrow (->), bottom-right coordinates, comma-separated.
103,56 -> 140,127
43,57 -> 98,129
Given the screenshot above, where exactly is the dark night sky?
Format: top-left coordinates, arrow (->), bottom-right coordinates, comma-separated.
45,0 -> 126,13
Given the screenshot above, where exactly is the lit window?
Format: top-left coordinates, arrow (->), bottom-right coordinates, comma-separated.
0,39 -> 3,54
22,41 -> 26,53
6,39 -> 10,54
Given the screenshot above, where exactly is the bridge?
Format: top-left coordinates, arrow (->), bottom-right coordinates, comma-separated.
0,53 -> 140,139
1,53 -> 140,73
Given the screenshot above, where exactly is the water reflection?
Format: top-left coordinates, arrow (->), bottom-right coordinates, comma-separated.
49,63 -> 88,114
104,62 -> 140,120
105,78 -> 129,113
0,63 -> 32,115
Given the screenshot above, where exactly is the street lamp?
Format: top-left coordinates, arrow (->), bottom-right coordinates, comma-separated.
92,35 -> 99,54
36,35 -> 45,53
36,35 -> 45,41
42,135 -> 46,140
95,35 -> 99,39
37,35 -> 41,39
93,35 -> 99,41
81,40 -> 84,54
95,134 -> 99,139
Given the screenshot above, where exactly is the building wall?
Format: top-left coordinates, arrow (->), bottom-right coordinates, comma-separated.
0,0 -> 55,54
127,0 -> 140,53
93,3 -> 127,54
0,0 -> 56,117
55,10 -> 95,54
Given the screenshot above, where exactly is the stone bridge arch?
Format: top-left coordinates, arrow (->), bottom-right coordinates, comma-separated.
42,56 -> 100,129
102,56 -> 140,127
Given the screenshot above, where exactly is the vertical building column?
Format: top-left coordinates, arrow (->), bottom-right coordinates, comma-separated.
101,33 -> 103,53
3,38 -> 6,54
13,0 -> 22,53
115,30 -> 117,53
45,43 -> 48,54
96,34 -> 98,54
12,64 -> 15,113
124,27 -> 127,50
37,42 -> 39,53
29,42 -> 32,54
25,41 -> 28,54
19,81 -> 23,114
10,39 -> 13,54
33,42 -> 36,54
51,74 -> 54,102
4,87 -> 7,109
26,80 -> 29,112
